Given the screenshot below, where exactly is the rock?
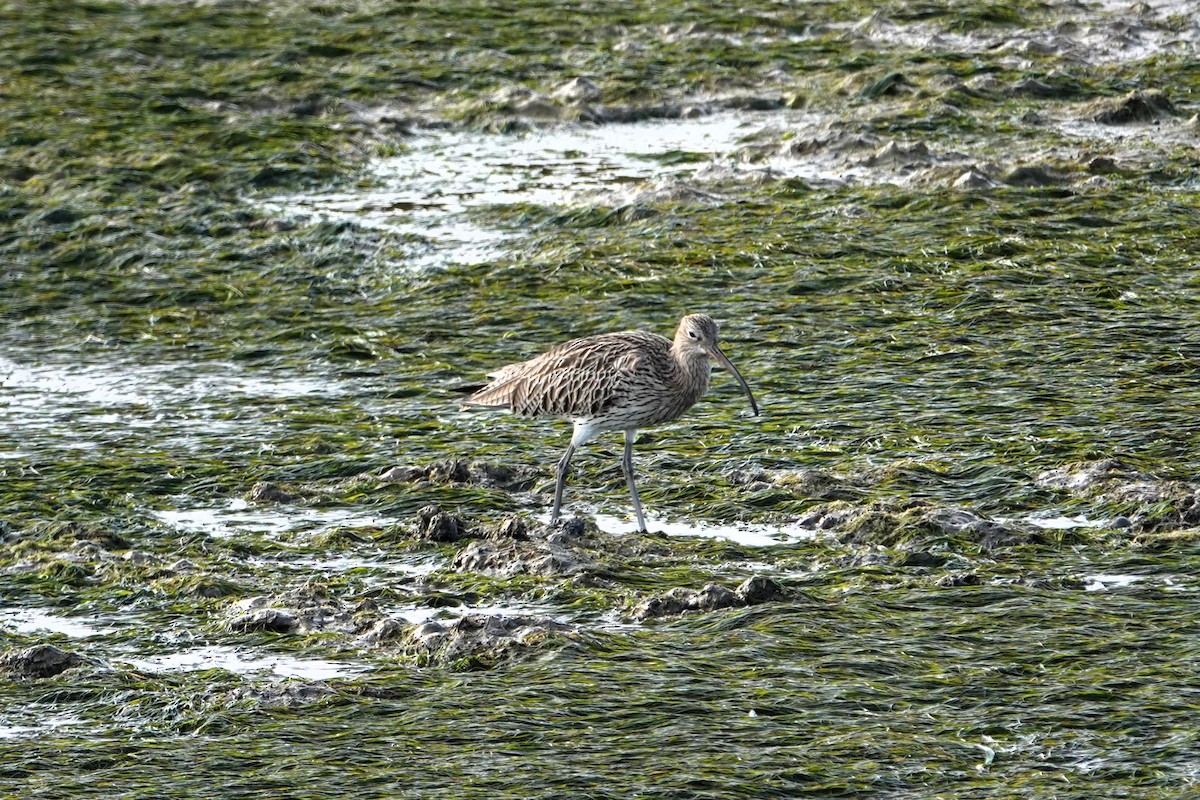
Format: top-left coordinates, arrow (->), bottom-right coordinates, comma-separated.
416,505 -> 469,543
1010,77 -> 1060,97
487,515 -> 529,541
226,607 -> 299,634
1003,165 -> 1064,187
246,482 -> 296,503
551,76 -> 601,103
452,538 -> 589,577
936,572 -> 982,588
355,617 -> 406,646
378,460 -> 536,491
1088,90 -> 1176,124
1086,156 -> 1120,175
633,577 -> 786,620
736,575 -> 787,604
951,169 -> 1001,189
404,613 -> 576,667
919,508 -> 1023,549
0,644 -> 85,680
224,583 -> 367,635
1035,459 -> 1149,492
864,140 -> 932,168
897,550 -> 946,568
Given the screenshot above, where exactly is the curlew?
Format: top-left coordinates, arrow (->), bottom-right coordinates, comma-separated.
460,313 -> 759,533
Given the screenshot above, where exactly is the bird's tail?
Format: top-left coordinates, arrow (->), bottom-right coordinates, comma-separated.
457,379 -> 519,412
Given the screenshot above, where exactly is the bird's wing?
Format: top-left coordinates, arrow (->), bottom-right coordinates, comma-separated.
462,332 -> 659,418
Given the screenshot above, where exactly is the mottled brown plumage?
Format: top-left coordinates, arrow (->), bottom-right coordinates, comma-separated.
462,314 -> 758,533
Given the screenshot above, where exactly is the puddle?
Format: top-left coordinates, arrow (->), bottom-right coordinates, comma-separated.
0,608 -> 119,638
551,511 -> 817,547
153,499 -> 394,539
123,645 -> 363,680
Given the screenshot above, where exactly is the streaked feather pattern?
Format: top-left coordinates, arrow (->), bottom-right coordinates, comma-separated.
460,314 -> 757,533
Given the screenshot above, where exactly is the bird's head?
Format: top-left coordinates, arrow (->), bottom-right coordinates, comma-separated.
674,313 -> 759,416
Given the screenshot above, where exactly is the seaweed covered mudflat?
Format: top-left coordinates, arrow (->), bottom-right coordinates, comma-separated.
3,1 -> 1200,797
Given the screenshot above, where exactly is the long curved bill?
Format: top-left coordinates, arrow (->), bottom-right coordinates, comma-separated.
707,344 -> 760,416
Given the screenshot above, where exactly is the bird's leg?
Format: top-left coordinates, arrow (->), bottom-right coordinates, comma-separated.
622,429 -> 649,534
550,442 -> 577,525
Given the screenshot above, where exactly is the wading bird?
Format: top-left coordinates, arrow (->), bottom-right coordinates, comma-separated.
461,313 -> 758,533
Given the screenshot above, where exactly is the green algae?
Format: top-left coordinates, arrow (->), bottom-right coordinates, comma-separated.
3,0 -> 1200,797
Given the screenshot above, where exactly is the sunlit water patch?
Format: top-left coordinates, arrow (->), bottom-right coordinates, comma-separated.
0,353 -> 340,453
551,510 -> 817,547
153,499 -> 394,539
0,713 -> 86,741
0,608 -> 119,638
260,111 -> 828,270
123,645 -> 363,680
389,599 -> 571,626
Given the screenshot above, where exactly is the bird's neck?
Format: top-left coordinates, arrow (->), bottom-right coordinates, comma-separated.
669,346 -> 712,400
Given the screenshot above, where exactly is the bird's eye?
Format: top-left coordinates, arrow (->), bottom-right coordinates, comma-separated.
688,331 -> 699,339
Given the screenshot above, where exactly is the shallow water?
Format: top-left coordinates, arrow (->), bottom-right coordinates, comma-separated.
5,0 -> 1200,797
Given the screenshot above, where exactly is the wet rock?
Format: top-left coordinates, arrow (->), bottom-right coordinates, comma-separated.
246,482 -> 296,503
1035,459 -> 1151,493
487,515 -> 530,541
1036,460 -> 1200,534
1003,165 -> 1065,187
227,606 -> 299,634
546,516 -> 588,544
29,520 -> 130,551
633,583 -> 739,620
405,613 -> 576,668
452,537 -> 590,577
0,644 -> 85,680
864,140 -> 932,168
781,129 -> 878,158
897,550 -> 946,568
1085,156 -> 1120,175
951,169 -> 1001,190
1088,90 -> 1176,124
720,94 -> 784,111
794,503 -> 857,531
551,77 -> 601,104
633,575 -> 787,620
415,505 -> 470,543
379,460 -> 536,491
919,508 -> 1025,549
225,583 -> 367,635
1010,77 -> 1061,97
355,617 -> 406,646
736,575 -> 787,604
936,572 -> 982,588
